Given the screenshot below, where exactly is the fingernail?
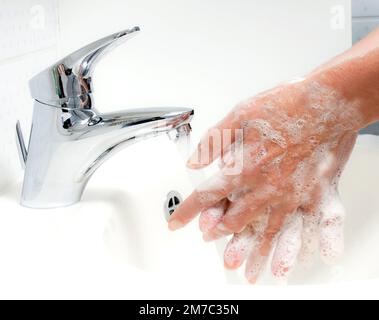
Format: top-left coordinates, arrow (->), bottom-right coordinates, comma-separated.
168,220 -> 184,231
224,259 -> 241,270
246,275 -> 259,285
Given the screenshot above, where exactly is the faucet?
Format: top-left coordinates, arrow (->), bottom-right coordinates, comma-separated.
16,27 -> 194,209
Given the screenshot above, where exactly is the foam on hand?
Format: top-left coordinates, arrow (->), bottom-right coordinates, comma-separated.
173,76 -> 360,285
271,212 -> 303,280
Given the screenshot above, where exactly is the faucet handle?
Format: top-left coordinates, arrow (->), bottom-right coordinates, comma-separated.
29,26 -> 141,109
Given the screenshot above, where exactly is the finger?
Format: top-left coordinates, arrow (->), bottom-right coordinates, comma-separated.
248,208 -> 290,285
244,206 -> 297,284
271,212 -> 303,280
203,226 -> 232,242
203,204 -> 266,242
199,200 -> 228,233
168,172 -> 235,230
245,243 -> 269,284
224,226 -> 256,270
201,191 -> 241,242
224,210 -> 270,270
298,188 -> 323,268
260,204 -> 297,256
187,114 -> 242,169
222,201 -> 268,235
204,197 -> 271,243
245,207 -> 281,284
220,188 -> 277,234
217,142 -> 285,224
299,209 -> 321,268
319,193 -> 346,265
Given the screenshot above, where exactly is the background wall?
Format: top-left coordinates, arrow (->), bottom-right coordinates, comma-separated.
58,0 -> 352,135
352,0 -> 379,134
352,0 -> 379,43
0,0 -> 59,194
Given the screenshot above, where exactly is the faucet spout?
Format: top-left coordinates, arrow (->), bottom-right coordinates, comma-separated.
20,102 -> 194,209
79,107 -> 194,181
96,107 -> 194,137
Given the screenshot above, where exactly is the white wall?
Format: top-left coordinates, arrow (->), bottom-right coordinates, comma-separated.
0,0 -> 59,194
58,0 -> 351,136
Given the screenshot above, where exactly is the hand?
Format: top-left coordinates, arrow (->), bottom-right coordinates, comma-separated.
169,77 -> 360,282
199,126 -> 357,283
204,129 -> 355,282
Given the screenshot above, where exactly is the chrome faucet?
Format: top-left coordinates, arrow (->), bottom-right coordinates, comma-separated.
16,27 -> 194,209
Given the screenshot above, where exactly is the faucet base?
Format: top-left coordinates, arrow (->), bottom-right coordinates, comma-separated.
21,199 -> 81,210
21,181 -> 87,209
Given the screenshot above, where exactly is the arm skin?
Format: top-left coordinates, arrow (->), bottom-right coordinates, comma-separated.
168,28 -> 379,283
315,27 -> 379,127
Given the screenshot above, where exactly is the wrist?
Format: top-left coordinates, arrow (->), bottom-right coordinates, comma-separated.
309,53 -> 379,130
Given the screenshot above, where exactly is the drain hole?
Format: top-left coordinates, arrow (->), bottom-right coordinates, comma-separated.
164,191 -> 183,221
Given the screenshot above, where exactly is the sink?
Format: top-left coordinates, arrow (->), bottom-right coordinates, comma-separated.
0,135 -> 228,298
1,133 -> 379,297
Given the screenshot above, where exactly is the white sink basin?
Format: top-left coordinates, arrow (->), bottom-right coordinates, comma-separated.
1,134 -> 379,298
0,135 -> 227,298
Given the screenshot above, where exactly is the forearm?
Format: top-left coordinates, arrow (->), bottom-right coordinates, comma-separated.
309,27 -> 379,130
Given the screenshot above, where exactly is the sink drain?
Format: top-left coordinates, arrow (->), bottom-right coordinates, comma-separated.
164,191 -> 183,221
